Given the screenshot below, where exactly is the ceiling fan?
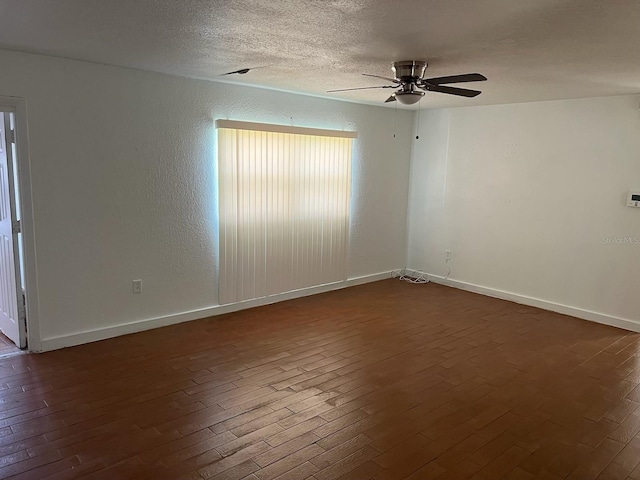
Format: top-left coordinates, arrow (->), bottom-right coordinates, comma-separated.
328,60 -> 487,105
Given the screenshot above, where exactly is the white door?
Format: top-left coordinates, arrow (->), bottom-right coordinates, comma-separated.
0,112 -> 25,348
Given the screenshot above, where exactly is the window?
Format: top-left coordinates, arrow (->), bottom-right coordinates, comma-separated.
216,120 -> 356,304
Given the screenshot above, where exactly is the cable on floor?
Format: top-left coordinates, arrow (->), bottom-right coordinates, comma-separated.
392,269 -> 429,284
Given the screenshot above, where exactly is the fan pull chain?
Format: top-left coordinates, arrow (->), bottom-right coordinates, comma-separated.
393,101 -> 398,139
416,99 -> 421,140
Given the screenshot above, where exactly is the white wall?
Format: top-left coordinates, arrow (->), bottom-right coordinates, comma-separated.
407,95 -> 640,330
0,49 -> 414,350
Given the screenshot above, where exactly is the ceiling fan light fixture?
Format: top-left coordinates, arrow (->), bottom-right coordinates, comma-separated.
395,91 -> 425,105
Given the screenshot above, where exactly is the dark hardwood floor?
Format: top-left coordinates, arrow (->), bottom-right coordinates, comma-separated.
0,279 -> 639,479
0,331 -> 20,358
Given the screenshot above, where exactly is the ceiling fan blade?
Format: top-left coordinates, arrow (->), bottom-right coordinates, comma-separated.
327,85 -> 395,92
362,73 -> 400,83
423,73 -> 487,85
423,84 -> 482,97
385,95 -> 396,103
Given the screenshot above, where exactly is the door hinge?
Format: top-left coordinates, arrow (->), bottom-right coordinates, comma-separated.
19,292 -> 27,330
8,129 -> 15,144
12,220 -> 21,234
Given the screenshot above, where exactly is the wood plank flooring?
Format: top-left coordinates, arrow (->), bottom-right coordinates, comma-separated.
0,279 -> 639,479
0,332 -> 20,357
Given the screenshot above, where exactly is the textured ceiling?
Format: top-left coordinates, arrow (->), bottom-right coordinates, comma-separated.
1,0 -> 640,108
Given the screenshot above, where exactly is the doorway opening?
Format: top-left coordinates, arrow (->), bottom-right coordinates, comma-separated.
0,108 -> 27,352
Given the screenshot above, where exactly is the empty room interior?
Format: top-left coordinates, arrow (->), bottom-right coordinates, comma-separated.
0,1 -> 639,479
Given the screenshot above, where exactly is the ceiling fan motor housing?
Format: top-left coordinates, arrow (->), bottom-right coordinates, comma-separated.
392,60 -> 427,81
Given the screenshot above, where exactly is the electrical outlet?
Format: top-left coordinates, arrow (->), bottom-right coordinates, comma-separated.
132,279 -> 142,294
445,250 -> 452,260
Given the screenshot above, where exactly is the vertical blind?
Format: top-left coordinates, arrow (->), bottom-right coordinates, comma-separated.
216,120 -> 356,304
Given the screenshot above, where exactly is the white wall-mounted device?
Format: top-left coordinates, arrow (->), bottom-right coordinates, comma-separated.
628,192 -> 640,207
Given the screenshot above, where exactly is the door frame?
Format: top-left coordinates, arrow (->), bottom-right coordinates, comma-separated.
0,96 -> 40,352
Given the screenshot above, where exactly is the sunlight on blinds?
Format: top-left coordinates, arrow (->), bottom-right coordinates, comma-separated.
217,121 -> 355,304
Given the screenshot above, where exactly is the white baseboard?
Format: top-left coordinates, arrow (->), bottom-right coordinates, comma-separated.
39,270 -> 396,352
419,271 -> 640,333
